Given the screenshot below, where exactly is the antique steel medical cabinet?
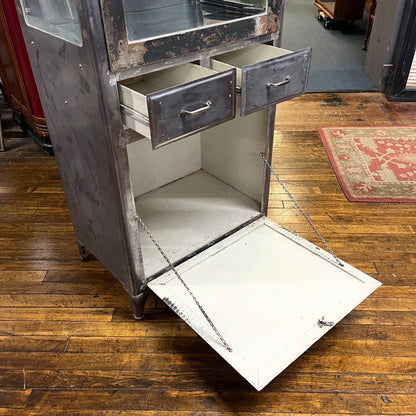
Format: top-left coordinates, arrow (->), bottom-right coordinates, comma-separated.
16,0 -> 380,390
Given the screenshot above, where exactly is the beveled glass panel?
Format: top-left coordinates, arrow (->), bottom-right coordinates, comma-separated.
20,0 -> 82,46
122,0 -> 267,42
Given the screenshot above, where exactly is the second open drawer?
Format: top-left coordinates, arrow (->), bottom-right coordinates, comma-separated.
211,44 -> 312,116
118,63 -> 236,149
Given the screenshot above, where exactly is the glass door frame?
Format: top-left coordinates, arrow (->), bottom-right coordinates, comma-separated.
388,0 -> 416,101
100,0 -> 283,72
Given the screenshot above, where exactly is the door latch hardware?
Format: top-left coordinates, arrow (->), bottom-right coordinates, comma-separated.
317,317 -> 335,328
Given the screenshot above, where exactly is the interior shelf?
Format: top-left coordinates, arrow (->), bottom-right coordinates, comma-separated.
135,169 -> 261,278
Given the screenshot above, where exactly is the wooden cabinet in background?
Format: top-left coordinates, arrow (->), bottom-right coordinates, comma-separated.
314,0 -> 366,23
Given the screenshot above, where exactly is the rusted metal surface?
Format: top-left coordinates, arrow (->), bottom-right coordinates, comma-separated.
101,0 -> 284,72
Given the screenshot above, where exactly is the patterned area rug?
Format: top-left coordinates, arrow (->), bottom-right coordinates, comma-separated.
319,126 -> 416,202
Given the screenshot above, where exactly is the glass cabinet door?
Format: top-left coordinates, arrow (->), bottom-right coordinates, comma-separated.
19,0 -> 82,46
122,0 -> 267,42
101,0 -> 281,71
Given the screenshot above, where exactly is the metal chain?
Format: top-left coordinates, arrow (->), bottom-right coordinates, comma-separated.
259,152 -> 344,267
135,214 -> 233,352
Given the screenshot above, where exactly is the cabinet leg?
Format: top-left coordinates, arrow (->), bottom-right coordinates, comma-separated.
127,288 -> 150,320
76,239 -> 89,261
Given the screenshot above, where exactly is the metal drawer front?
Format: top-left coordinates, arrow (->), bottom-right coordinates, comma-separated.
241,48 -> 311,116
147,69 -> 236,148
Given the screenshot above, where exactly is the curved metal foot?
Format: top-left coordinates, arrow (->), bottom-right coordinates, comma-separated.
76,239 -> 89,261
128,288 -> 150,320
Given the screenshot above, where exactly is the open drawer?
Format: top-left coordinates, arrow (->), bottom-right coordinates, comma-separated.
211,44 -> 312,116
118,63 -> 236,149
149,217 -> 381,390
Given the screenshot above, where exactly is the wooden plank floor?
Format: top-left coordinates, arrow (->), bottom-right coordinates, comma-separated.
1,92 -> 416,415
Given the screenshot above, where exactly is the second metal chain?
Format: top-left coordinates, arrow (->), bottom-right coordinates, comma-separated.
260,152 -> 343,267
135,214 -> 233,352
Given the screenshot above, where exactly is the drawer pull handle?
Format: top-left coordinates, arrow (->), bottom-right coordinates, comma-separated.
181,101 -> 212,117
267,76 -> 292,88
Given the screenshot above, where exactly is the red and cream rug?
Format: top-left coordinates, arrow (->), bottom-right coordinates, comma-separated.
319,126 -> 416,202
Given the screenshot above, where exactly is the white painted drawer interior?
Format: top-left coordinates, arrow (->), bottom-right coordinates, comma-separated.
211,43 -> 292,87
119,64 -> 216,116
119,64 -> 235,148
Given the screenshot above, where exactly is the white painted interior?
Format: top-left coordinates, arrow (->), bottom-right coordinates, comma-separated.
201,102 -> 267,202
118,77 -> 147,117
211,59 -> 244,86
135,170 -> 260,277
127,134 -> 202,197
119,63 -> 217,117
149,217 -> 381,391
120,112 -> 151,139
211,44 -> 292,86
125,77 -> 269,278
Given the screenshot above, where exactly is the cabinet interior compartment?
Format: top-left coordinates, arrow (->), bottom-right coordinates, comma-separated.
126,106 -> 268,278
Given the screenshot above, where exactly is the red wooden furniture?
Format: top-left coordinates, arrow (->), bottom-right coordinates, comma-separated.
0,0 -> 49,144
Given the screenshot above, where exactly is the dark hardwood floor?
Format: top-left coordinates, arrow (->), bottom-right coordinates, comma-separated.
1,92 -> 415,415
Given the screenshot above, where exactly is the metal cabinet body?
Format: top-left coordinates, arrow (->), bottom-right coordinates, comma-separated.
15,0 -> 380,390
14,0 -> 291,310
0,0 -> 49,141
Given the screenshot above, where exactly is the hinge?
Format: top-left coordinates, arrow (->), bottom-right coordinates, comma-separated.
380,64 -> 395,86
317,317 -> 335,328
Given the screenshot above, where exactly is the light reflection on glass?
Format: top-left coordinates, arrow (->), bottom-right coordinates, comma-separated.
123,0 -> 267,42
20,0 -> 82,46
